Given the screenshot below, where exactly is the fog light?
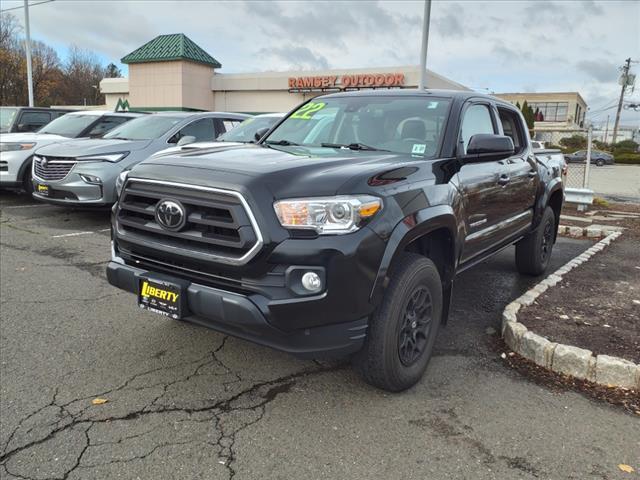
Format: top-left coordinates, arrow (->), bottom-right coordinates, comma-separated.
301,271 -> 322,292
80,174 -> 102,185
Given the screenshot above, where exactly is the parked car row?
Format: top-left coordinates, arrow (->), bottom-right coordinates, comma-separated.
0,110 -> 284,202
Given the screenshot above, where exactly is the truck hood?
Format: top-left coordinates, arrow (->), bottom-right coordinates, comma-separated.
149,141 -> 243,159
35,138 -> 152,157
131,144 -> 433,198
1,132 -> 69,144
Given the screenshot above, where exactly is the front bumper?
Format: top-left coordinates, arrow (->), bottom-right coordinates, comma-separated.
32,161 -> 121,206
106,260 -> 368,358
0,150 -> 32,186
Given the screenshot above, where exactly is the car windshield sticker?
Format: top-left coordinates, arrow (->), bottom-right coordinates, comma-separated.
412,144 -> 426,154
290,102 -> 326,120
427,101 -> 439,109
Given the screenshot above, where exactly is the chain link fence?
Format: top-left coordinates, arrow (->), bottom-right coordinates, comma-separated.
534,129 -> 587,146
565,162 -> 588,189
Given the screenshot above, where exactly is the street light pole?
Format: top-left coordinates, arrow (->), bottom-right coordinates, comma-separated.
24,0 -> 34,106
418,0 -> 432,90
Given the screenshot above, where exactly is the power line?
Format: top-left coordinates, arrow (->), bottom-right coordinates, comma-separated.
0,0 -> 54,14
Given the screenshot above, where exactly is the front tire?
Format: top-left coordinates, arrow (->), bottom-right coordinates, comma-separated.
353,253 -> 442,392
22,161 -> 34,194
596,159 -> 604,167
515,206 -> 556,276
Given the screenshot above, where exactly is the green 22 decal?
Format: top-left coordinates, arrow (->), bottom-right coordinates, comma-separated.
290,102 -> 326,120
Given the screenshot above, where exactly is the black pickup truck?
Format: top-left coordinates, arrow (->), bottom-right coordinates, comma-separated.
107,90 -> 564,392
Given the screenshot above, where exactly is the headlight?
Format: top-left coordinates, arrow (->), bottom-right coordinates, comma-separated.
273,195 -> 382,234
115,170 -> 129,197
0,142 -> 36,152
77,152 -> 129,162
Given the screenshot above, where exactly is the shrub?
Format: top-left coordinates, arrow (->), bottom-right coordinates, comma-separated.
559,135 -> 587,150
593,197 -> 610,208
611,139 -> 639,154
614,153 -> 640,164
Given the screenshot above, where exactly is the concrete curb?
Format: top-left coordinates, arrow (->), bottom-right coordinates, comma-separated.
557,224 -> 623,239
501,230 -> 640,390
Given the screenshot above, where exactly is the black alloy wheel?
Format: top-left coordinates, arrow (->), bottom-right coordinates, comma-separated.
397,286 -> 433,366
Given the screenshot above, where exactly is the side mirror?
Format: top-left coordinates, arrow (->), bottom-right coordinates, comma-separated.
177,135 -> 196,147
254,127 -> 270,142
463,134 -> 514,162
17,123 -> 29,132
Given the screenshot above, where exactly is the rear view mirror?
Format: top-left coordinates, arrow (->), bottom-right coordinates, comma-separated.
177,135 -> 196,147
464,134 -> 514,162
254,127 -> 270,142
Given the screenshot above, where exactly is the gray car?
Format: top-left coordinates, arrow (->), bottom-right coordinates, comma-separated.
31,111 -> 249,206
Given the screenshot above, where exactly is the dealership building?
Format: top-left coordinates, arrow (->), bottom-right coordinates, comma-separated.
100,33 -> 469,113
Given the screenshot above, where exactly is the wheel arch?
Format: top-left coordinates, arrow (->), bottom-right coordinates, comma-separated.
370,205 -> 458,324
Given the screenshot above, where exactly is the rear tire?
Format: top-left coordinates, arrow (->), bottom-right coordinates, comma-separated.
596,159 -> 604,167
515,206 -> 556,276
353,253 -> 442,392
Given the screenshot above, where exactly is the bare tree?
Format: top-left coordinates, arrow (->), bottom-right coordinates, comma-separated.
62,45 -> 105,105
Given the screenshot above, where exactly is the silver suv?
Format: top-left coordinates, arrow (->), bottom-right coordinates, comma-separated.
32,111 -> 249,206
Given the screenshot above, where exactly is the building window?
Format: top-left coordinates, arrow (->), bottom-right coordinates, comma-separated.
529,102 -> 569,122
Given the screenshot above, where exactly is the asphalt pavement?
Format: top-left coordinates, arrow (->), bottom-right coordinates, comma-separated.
1,190 -> 637,480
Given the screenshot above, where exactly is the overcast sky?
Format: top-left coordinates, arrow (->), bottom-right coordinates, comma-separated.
3,0 -> 639,126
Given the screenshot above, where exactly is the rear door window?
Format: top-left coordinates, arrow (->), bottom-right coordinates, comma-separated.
175,118 -> 216,142
86,116 -> 130,138
19,111 -> 52,131
497,107 -> 526,154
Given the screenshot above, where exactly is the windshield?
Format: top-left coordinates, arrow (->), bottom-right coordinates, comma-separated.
265,96 -> 451,157
0,107 -> 18,132
39,114 -> 99,137
217,116 -> 281,143
104,115 -> 182,141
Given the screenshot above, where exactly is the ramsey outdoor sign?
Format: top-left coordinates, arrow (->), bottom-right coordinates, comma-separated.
288,73 -> 405,91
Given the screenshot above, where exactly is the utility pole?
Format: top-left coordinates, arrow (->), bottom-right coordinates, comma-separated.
23,0 -> 34,107
603,115 -> 610,144
418,0 -> 432,90
612,57 -> 631,144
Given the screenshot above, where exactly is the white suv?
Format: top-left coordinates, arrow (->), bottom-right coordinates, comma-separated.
0,110 -> 141,192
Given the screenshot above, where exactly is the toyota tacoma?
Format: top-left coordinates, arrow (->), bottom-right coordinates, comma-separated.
107,90 -> 564,392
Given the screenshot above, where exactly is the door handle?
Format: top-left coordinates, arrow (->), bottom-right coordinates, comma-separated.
498,175 -> 510,186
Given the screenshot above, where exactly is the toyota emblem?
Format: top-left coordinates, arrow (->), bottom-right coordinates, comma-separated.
155,199 -> 186,231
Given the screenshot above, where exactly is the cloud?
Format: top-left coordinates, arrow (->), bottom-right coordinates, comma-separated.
576,60 -> 619,82
0,0 -> 636,124
257,45 -> 330,70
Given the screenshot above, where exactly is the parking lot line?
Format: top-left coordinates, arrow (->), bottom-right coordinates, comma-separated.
52,228 -> 110,238
1,204 -> 52,209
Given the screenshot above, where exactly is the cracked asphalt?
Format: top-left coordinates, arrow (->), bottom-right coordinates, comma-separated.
1,191 -> 637,480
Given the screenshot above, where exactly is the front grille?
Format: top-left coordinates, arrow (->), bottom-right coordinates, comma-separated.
116,179 -> 263,266
33,156 -> 76,181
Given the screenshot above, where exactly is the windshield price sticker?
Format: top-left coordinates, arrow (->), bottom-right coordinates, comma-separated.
290,102 -> 326,120
412,144 -> 426,155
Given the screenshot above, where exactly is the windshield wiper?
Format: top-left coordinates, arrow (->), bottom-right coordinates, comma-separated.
265,139 -> 299,146
321,142 -> 389,152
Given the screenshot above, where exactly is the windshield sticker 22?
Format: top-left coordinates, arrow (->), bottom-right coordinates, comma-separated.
290,102 -> 326,120
412,144 -> 426,155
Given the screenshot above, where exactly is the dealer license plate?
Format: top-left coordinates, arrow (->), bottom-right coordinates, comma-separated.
36,183 -> 49,196
138,277 -> 183,319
